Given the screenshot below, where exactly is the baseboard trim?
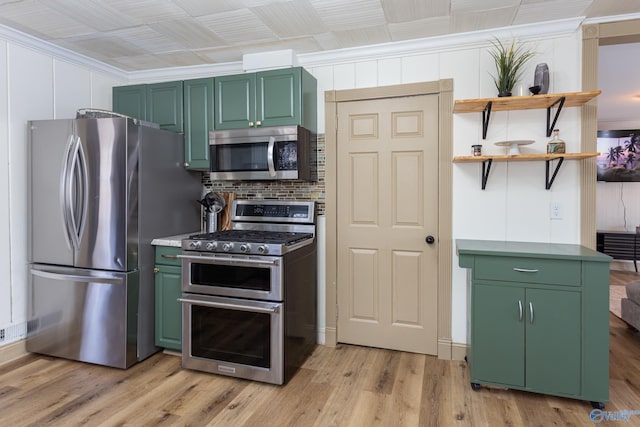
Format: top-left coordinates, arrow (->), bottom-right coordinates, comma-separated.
0,339 -> 28,366
324,327 -> 337,347
438,339 -> 452,360
452,342 -> 468,361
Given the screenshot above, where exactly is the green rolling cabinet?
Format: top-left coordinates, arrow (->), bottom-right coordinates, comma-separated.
183,77 -> 214,171
457,239 -> 611,408
154,246 -> 183,352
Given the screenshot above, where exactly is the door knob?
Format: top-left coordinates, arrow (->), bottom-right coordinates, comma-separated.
425,236 -> 435,244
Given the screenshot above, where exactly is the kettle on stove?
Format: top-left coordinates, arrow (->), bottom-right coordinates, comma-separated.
198,192 -> 226,233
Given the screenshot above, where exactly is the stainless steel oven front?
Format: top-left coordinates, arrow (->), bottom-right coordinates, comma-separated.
179,251 -> 283,301
178,293 -> 285,384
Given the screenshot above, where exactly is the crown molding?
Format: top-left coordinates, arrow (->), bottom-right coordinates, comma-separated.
127,61 -> 244,84
0,24 -> 127,80
584,12 -> 640,25
297,17 -> 585,68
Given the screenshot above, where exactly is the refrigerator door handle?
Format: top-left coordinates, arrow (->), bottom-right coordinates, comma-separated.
62,134 -> 76,250
67,136 -> 87,250
31,268 -> 123,285
75,136 -> 89,244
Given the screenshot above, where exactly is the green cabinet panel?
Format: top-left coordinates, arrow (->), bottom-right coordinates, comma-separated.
113,81 -> 184,132
112,84 -> 146,120
472,284 -> 525,387
183,78 -> 214,170
525,288 -> 581,396
147,81 -> 184,133
154,246 -> 182,351
257,68 -> 301,127
214,73 -> 255,130
457,239 -> 611,406
214,67 -> 316,132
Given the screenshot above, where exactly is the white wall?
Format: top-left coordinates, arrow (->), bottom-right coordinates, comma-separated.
301,29 -> 584,345
0,37 -> 124,345
0,19 -> 586,350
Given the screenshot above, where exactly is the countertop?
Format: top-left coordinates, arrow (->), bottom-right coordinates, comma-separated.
151,231 -> 198,247
456,239 -> 612,262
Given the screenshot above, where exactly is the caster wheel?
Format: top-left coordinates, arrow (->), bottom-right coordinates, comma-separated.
464,356 -> 468,363
471,382 -> 481,391
591,401 -> 605,410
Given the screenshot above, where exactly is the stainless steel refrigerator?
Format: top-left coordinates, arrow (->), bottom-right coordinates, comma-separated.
26,113 -> 201,368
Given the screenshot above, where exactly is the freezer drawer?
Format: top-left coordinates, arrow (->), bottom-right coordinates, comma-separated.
27,264 -> 139,369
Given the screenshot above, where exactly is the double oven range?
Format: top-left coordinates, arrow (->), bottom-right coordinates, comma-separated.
178,200 -> 317,385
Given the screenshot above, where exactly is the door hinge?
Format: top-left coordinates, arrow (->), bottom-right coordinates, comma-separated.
336,303 -> 339,321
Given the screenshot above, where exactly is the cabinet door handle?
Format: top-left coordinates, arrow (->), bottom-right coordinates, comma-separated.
518,300 -> 523,321
256,120 -> 262,126
161,254 -> 178,259
249,121 -> 254,127
529,302 -> 534,323
513,268 -> 539,273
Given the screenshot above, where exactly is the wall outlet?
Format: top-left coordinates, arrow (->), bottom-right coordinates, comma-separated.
550,202 -> 563,220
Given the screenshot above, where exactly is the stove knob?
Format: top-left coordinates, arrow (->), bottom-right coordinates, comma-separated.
205,242 -> 217,251
222,243 -> 234,252
189,241 -> 202,249
257,245 -> 269,254
240,244 -> 251,253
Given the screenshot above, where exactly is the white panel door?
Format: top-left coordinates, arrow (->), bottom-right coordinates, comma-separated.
337,94 -> 439,354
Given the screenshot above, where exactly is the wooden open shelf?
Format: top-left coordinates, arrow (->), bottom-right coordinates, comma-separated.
453,90 -> 601,113
453,90 -> 601,139
453,152 -> 599,190
453,152 -> 599,163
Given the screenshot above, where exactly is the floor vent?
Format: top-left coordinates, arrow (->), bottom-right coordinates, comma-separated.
0,322 -> 28,345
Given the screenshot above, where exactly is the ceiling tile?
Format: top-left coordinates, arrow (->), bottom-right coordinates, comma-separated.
172,0 -> 240,17
586,0 -> 640,17
514,0 -> 592,25
329,25 -> 392,49
451,0 -> 520,13
0,0 -> 94,39
107,27 -> 185,53
196,9 -> 278,44
44,0 -> 137,32
388,17 -> 452,41
310,0 -> 386,31
382,0 -> 450,23
252,0 -> 328,38
98,0 -> 188,24
149,18 -> 226,49
451,6 -> 518,33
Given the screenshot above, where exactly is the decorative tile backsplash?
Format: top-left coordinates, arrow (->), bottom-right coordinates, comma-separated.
202,134 -> 326,215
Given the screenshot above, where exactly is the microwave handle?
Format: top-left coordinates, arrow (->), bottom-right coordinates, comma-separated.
267,136 -> 276,177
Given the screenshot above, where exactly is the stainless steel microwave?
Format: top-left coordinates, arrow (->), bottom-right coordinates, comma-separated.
209,125 -> 315,181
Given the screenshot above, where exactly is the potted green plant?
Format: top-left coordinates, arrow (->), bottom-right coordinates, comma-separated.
488,38 -> 536,97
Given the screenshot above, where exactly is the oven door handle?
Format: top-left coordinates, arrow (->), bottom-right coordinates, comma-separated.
178,298 -> 280,314
176,254 -> 278,266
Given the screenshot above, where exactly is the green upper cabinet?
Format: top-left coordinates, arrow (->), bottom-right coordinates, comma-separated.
113,81 -> 184,133
147,81 -> 184,133
112,84 -> 146,121
214,66 -> 316,132
183,78 -> 214,171
214,73 -> 255,130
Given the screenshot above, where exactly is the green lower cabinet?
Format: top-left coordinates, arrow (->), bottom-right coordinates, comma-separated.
473,284 -> 581,396
154,247 -> 183,351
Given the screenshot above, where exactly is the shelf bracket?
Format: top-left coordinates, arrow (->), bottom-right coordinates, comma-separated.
481,159 -> 493,190
546,96 -> 566,137
545,157 -> 564,190
482,101 -> 492,139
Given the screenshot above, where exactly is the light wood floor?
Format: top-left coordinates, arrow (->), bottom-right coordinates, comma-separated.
1,312 -> 639,427
2,271 -> 639,426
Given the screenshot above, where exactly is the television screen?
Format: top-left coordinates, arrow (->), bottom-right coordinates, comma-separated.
596,130 -> 640,182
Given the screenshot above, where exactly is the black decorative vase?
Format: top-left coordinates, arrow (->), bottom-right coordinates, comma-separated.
534,63 -> 549,94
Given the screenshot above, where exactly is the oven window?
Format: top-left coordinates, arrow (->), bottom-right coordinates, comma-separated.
191,305 -> 271,368
190,264 -> 271,291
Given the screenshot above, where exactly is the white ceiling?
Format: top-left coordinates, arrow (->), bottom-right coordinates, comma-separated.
0,0 -> 639,127
0,0 -> 638,72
